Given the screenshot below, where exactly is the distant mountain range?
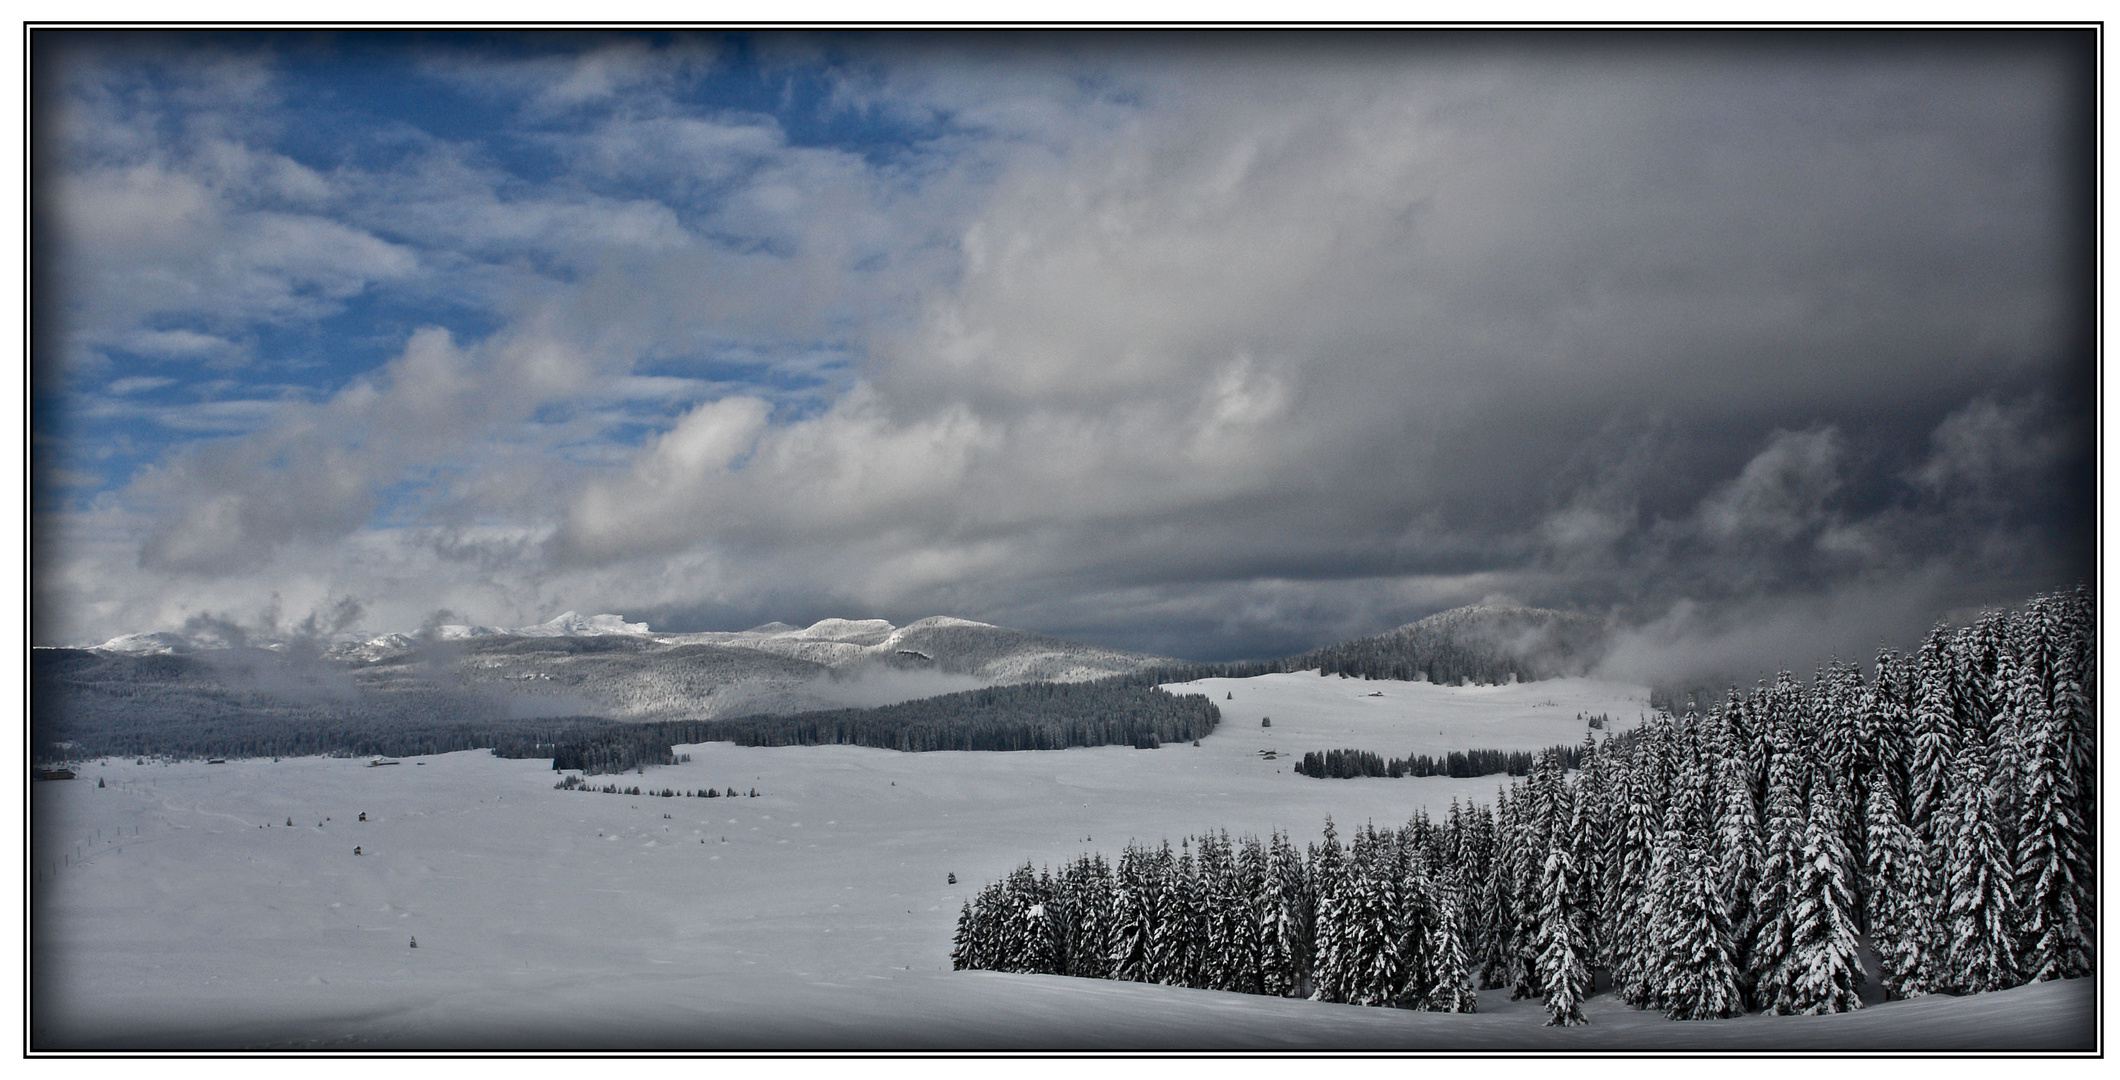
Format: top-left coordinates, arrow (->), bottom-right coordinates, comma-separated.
39,604 -> 1615,762
69,611 -> 1186,725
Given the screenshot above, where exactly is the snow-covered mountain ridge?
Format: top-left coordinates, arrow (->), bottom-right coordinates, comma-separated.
81,612 -> 1178,722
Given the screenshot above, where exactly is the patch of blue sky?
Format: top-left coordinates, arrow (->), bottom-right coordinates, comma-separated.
37,369 -> 318,500
370,31 -> 951,166
233,33 -> 560,177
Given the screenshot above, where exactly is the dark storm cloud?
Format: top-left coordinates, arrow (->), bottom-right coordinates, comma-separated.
39,31 -> 2094,679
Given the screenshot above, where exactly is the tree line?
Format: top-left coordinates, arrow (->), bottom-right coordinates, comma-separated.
517,679 -> 1222,774
1293,742 -> 1597,780
956,585 -> 2095,1025
35,653 -> 1218,770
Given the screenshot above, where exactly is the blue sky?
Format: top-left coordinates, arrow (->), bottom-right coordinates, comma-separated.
33,30 -> 2095,674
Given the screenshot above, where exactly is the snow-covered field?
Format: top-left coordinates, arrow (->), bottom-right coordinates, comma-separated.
30,674 -> 2094,1050
1162,671 -> 1653,758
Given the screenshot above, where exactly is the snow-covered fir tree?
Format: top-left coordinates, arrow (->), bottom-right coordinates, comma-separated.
1862,766 -> 1932,1000
1655,832 -> 1745,1020
1939,746 -> 2020,995
1781,772 -> 1865,1014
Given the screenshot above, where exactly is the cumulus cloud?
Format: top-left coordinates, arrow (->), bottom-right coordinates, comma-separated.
34,33 -> 2094,669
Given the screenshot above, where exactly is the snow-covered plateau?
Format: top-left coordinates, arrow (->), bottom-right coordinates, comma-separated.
31,673 -> 2094,1050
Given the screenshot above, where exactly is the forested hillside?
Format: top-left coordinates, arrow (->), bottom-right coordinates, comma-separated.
957,586 -> 2096,1024
1214,605 -> 1611,686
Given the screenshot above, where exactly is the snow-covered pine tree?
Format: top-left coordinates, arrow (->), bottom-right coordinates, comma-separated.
1148,840 -> 1204,987
1108,842 -> 1157,982
998,863 -> 1052,973
1476,788 -> 1519,991
2016,586 -> 2097,979
1534,802 -> 1593,1026
1608,733 -> 1662,1008
950,899 -> 981,970
1907,625 -> 1959,844
1781,773 -> 1865,1014
1454,800 -> 1499,986
1939,744 -> 2020,995
1341,822 -> 1405,1007
1309,818 -> 1352,1003
1816,661 -> 1864,798
1639,728 -> 1714,1013
1748,715 -> 1807,1014
1425,875 -> 1478,1013
1197,831 -> 1245,993
1713,742 -> 1766,1000
1229,833 -> 1270,995
1263,828 -> 1311,997
1065,853 -> 1116,980
1656,831 -> 1745,1020
1817,662 -> 1873,884
2007,592 -> 2083,983
1566,731 -> 1607,969
1862,766 -> 1933,1000
1512,751 -> 1566,1003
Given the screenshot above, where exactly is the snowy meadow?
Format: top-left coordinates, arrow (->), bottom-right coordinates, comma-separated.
30,674 -> 2091,1049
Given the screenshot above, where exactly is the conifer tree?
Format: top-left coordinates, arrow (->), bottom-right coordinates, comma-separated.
1862,767 -> 1932,999
1148,841 -> 1202,986
1907,626 -> 1959,842
1782,774 -> 1865,1014
950,900 -> 981,971
1262,828 -> 1311,997
1607,743 -> 1661,1008
1565,733 -> 1606,968
1748,729 -> 1806,1013
1108,843 -> 1157,982
1939,747 -> 2020,995
2014,657 -> 2093,983
1656,833 -> 1745,1020
1066,854 -> 1116,980
1343,823 -> 1406,1007
1309,818 -> 1352,1003
1535,813 -> 1592,1026
1425,877 -> 1478,1012
1476,789 -> 1519,991
1197,831 -> 1242,992
1224,833 -> 1268,995
1511,752 -> 1565,1002
1713,748 -> 1766,998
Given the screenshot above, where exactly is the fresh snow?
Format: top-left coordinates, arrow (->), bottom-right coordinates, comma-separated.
31,672 -> 2092,1050
440,611 -> 652,640
90,631 -> 192,654
1160,672 -> 1652,758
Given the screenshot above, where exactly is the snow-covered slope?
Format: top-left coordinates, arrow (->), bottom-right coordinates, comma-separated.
438,611 -> 653,640
91,631 -> 191,655
32,681 -> 2090,1049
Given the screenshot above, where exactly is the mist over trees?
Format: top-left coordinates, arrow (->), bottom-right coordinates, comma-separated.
1237,606 -> 1612,686
958,586 -> 2095,1022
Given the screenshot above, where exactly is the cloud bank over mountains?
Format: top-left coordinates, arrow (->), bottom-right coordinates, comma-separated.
35,32 -> 2093,677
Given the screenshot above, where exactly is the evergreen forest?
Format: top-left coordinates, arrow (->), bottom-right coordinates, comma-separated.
953,586 -> 2096,1025
531,680 -> 1222,773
